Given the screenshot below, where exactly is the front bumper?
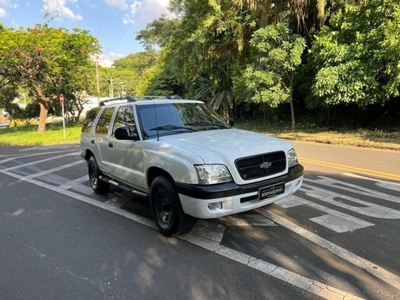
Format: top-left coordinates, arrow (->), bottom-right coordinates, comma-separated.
176,164 -> 304,219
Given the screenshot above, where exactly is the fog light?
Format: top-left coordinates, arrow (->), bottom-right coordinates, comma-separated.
207,202 -> 223,210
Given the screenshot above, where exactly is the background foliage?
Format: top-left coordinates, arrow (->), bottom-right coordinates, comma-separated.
0,0 -> 399,132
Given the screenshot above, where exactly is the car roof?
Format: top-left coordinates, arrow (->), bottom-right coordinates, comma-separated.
99,97 -> 204,107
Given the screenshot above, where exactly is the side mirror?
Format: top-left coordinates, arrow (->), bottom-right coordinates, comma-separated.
115,126 -> 139,140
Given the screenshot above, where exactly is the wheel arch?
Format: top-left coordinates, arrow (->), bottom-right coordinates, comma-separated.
83,149 -> 95,161
147,167 -> 175,189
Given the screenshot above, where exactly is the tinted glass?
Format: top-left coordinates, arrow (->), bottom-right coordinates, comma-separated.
95,107 -> 114,135
112,105 -> 137,136
137,102 -> 229,139
81,107 -> 101,133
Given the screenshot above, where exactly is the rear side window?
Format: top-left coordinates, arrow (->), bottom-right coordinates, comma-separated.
81,107 -> 101,133
95,107 -> 114,135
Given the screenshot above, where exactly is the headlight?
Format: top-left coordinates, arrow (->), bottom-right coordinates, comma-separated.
195,164 -> 232,185
287,148 -> 299,168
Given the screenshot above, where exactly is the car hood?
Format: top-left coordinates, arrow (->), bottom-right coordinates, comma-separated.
160,129 -> 293,164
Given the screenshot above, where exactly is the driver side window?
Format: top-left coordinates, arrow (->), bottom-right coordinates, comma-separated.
113,105 -> 137,136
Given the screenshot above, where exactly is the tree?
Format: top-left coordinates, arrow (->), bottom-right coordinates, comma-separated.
0,81 -> 20,125
245,22 -> 306,130
308,0 -> 400,109
194,66 -> 234,117
0,23 -> 99,132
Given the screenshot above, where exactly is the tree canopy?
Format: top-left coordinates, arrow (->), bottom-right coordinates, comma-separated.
0,23 -> 99,132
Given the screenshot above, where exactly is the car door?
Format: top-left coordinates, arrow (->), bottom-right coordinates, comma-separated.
93,107 -> 116,175
107,105 -> 145,190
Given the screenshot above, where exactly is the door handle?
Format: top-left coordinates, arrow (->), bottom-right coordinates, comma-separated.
109,142 -> 113,148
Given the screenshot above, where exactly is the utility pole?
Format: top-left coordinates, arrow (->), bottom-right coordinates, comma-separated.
95,56 -> 100,104
108,78 -> 113,98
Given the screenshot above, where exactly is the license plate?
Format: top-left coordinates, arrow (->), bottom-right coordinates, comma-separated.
259,183 -> 285,200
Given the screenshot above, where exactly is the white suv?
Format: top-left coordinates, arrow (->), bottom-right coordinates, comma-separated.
81,96 -> 304,236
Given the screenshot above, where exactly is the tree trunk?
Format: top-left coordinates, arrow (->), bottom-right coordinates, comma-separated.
38,101 -> 49,133
289,98 -> 296,131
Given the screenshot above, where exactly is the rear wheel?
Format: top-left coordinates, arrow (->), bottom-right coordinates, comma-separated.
150,176 -> 196,237
88,156 -> 109,194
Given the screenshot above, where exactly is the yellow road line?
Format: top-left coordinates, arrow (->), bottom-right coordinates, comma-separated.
300,157 -> 400,181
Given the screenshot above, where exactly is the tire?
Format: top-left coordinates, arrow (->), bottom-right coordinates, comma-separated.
150,176 -> 197,237
88,156 -> 109,194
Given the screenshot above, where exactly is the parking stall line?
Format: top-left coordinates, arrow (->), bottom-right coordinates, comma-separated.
256,208 -> 400,291
181,232 -> 364,300
304,176 -> 400,204
25,161 -> 84,179
0,167 -> 364,300
58,175 -> 89,190
276,195 -> 374,233
2,152 -> 80,171
0,150 -> 79,164
344,173 -> 400,192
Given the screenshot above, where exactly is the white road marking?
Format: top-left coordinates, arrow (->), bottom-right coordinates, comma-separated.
180,232 -> 364,300
302,183 -> 400,219
0,166 -> 364,299
276,195 -> 374,233
25,161 -> 84,179
59,175 -> 89,190
19,145 -> 79,152
0,168 -> 156,229
344,173 -> 400,192
304,176 -> 400,204
221,214 -> 277,227
2,152 -> 80,171
257,208 -> 400,291
0,150 -> 78,163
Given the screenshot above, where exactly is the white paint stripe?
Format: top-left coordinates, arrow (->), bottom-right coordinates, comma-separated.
3,152 -> 80,171
303,177 -> 400,204
256,208 -> 400,290
276,195 -> 374,233
59,175 -> 89,190
275,195 -> 375,233
344,173 -> 400,192
180,233 -> 364,300
25,161 -> 84,179
0,150 -> 78,164
0,167 -> 364,299
302,183 -> 400,219
0,168 -> 156,229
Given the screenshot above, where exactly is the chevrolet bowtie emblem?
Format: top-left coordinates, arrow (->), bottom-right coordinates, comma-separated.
260,161 -> 272,169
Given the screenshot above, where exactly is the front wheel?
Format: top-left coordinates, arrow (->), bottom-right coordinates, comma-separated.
88,156 -> 109,194
150,176 -> 196,237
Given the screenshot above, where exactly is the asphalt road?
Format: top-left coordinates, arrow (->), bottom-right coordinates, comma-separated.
0,142 -> 399,300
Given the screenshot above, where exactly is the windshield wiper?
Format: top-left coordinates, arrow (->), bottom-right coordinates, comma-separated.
149,125 -> 196,132
186,121 -> 227,129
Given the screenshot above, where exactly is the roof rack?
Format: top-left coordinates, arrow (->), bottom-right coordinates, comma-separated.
99,95 -> 182,106
137,95 -> 182,100
99,96 -> 136,106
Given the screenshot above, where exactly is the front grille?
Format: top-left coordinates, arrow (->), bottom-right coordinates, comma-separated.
235,151 -> 286,180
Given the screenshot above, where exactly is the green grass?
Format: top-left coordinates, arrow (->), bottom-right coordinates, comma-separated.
0,122 -> 82,146
235,119 -> 400,151
1,120 -> 399,151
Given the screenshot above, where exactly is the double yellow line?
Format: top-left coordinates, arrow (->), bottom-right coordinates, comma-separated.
300,157 -> 400,181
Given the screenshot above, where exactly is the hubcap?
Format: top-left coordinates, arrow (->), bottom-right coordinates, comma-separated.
156,192 -> 172,225
90,163 -> 97,186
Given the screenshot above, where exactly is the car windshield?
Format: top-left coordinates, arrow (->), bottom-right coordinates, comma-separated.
136,102 -> 230,139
